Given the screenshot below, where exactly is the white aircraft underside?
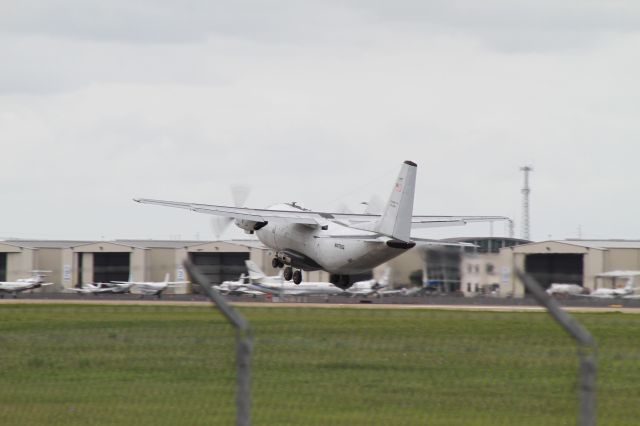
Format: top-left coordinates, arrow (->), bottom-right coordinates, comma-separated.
247,281 -> 343,296
135,161 -> 508,288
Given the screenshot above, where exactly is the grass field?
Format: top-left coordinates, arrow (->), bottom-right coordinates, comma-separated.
0,303 -> 639,425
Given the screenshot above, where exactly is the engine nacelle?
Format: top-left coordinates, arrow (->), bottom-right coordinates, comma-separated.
234,219 -> 268,234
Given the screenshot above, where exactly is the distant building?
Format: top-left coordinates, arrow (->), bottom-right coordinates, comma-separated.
384,238 -> 529,293
442,237 -> 529,296
0,239 -> 275,294
507,239 -> 640,296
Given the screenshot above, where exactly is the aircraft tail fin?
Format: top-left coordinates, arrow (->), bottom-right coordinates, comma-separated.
245,260 -> 266,282
376,161 -> 417,242
164,273 -> 170,283
379,268 -> 392,287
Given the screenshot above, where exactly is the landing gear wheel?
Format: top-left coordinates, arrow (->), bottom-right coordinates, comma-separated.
272,258 -> 279,268
283,266 -> 293,281
293,270 -> 302,285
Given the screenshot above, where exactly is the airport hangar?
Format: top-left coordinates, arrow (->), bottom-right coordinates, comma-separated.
506,239 -> 640,297
2,238 -> 639,297
386,238 -> 640,297
0,239 -> 300,294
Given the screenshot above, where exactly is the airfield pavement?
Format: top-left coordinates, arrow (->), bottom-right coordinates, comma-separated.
3,292 -> 640,313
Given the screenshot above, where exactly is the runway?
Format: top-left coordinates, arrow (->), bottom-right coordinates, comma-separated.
3,293 -> 640,313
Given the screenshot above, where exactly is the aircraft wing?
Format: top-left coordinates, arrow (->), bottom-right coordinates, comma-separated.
574,293 -> 616,299
409,215 -> 510,228
67,287 -> 97,294
244,283 -> 280,295
135,198 -> 509,229
134,198 -> 321,225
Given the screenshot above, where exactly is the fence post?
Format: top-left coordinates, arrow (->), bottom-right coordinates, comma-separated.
184,260 -> 253,426
516,269 -> 596,426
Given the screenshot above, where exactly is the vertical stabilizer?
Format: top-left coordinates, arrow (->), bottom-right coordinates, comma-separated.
163,273 -> 170,283
245,260 -> 266,281
379,268 -> 392,287
377,161 -> 417,242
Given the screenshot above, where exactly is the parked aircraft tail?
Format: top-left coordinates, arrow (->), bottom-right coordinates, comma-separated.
378,268 -> 392,287
245,260 -> 266,281
376,161 -> 417,242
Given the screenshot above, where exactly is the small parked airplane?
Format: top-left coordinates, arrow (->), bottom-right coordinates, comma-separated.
576,271 -> 640,299
213,274 -> 265,297
136,161 -> 507,288
111,273 -> 190,298
345,268 -> 394,297
0,270 -> 54,298
580,286 -> 635,299
68,281 -> 134,295
243,260 -> 344,296
546,283 -> 586,297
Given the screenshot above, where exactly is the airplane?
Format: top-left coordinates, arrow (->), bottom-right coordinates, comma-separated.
213,273 -> 266,297
67,281 -> 135,295
111,273 -> 190,298
579,286 -> 636,299
346,270 -> 426,298
0,270 -> 54,298
546,283 -> 586,297
135,161 -> 508,289
345,268 -> 394,297
576,271 -> 640,299
243,260 -> 344,296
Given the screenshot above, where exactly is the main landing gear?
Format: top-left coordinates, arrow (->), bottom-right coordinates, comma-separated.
273,258 -> 303,285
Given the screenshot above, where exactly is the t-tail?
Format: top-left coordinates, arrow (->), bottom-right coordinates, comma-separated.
245,260 -> 266,282
376,160 -> 417,243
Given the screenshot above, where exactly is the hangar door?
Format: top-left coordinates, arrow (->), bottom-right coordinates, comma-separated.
94,253 -> 130,283
189,252 -> 250,284
0,253 -> 6,281
525,253 -> 583,290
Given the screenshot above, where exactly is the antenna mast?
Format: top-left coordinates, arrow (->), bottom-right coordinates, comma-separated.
520,166 -> 533,240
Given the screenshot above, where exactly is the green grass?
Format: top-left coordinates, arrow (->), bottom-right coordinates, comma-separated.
0,304 -> 639,425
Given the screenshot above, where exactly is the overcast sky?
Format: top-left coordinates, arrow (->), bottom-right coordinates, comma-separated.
1,1 -> 639,242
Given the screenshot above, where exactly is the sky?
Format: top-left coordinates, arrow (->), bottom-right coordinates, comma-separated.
1,1 -> 640,242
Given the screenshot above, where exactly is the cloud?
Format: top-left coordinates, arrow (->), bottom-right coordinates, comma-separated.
1,1 -> 640,240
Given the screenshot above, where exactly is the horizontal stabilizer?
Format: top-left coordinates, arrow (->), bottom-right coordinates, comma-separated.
411,238 -> 477,247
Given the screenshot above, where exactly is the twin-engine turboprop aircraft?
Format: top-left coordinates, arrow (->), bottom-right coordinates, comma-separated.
135,161 -> 507,289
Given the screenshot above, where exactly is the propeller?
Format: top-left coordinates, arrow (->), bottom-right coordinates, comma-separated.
211,184 -> 251,240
